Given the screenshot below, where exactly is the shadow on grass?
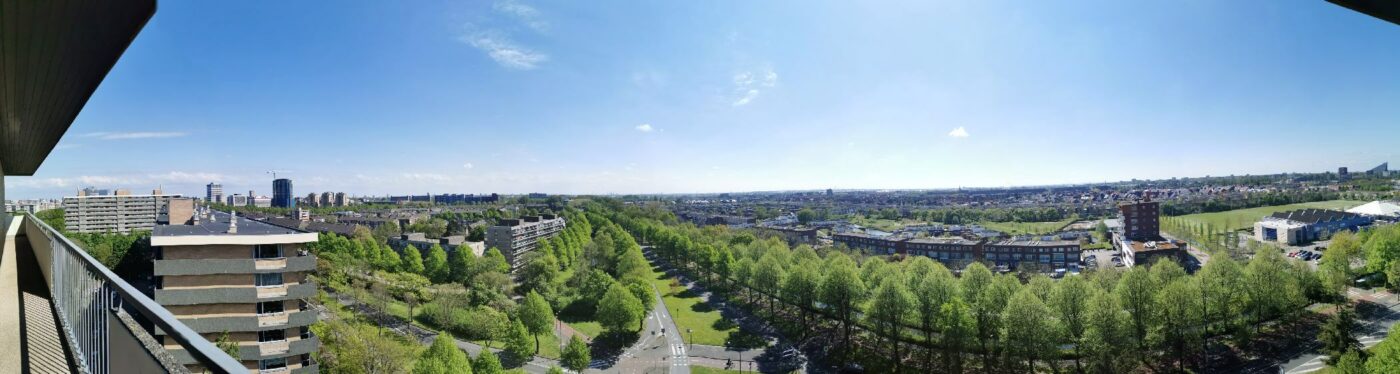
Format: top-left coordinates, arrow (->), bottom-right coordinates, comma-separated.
724,330 -> 768,351
558,299 -> 597,323
589,330 -> 641,369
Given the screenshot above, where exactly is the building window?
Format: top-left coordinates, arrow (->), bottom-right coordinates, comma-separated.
258,329 -> 286,343
260,357 -> 288,371
255,244 -> 283,259
257,301 -> 285,314
255,273 -> 284,287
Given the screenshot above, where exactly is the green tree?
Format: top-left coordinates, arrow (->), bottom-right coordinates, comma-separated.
938,298 -> 975,374
1082,290 -> 1129,374
482,247 -> 510,274
1368,325 -> 1400,374
624,278 -> 656,316
450,247 -> 478,284
868,275 -> 913,371
473,349 -> 504,374
1336,350 -> 1368,374
1320,306 -> 1361,364
504,318 -> 535,359
978,274 -> 1020,370
519,291 -> 555,354
914,262 -> 956,367
1322,232 -> 1365,296
424,244 -> 450,283
372,220 -> 401,242
1001,289 -> 1058,373
561,335 -> 591,372
819,254 -> 867,364
1115,267 -> 1157,358
402,246 -> 426,274
597,282 -> 645,333
752,253 -> 787,318
1365,226 -> 1400,274
1050,274 -> 1092,372
1155,278 -> 1202,372
781,263 -> 821,335
521,253 -> 562,298
214,330 -> 240,359
414,335 -> 473,374
547,367 -> 564,374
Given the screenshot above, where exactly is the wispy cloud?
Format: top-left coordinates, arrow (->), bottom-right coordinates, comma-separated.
493,0 -> 548,32
731,66 -> 778,106
635,124 -> 654,132
460,32 -> 548,70
81,131 -> 189,140
463,162 -> 475,169
948,127 -> 970,138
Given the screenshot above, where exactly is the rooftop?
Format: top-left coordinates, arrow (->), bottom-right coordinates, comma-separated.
154,211 -> 306,237
1268,208 -> 1366,225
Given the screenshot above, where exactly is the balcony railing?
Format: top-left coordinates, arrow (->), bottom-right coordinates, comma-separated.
22,213 -> 245,373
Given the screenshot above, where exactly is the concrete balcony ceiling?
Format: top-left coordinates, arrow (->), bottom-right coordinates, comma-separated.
0,0 -> 156,176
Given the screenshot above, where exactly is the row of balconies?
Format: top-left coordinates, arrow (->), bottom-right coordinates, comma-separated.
165,333 -> 319,363
154,255 -> 317,276
155,283 -> 316,306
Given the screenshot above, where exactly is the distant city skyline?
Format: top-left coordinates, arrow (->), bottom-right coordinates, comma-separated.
4,1 -> 1400,199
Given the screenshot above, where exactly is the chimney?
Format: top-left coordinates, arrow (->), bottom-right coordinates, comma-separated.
228,210 -> 238,234
168,198 -> 195,225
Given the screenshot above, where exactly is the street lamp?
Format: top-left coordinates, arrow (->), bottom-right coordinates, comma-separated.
687,328 -> 693,351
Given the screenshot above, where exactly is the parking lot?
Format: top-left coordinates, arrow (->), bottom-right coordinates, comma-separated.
1082,249 -> 1125,270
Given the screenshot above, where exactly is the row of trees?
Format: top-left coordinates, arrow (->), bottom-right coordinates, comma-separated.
601,201 -> 1327,373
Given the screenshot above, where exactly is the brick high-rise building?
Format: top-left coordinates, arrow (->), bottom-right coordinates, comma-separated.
1118,198 -> 1160,242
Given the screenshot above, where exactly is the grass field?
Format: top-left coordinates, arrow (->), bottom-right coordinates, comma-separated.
1171,200 -> 1367,232
978,218 -> 1075,235
471,331 -> 563,360
649,268 -> 739,347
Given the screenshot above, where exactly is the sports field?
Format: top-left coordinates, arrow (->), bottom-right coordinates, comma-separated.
1170,200 -> 1367,232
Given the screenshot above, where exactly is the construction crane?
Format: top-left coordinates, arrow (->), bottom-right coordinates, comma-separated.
266,170 -> 290,179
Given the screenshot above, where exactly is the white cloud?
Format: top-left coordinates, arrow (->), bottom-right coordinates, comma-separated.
81,131 -> 188,140
948,126 -> 970,138
463,162 -> 475,169
493,0 -> 548,32
732,89 -> 760,107
635,124 -> 654,132
401,173 -> 452,182
731,66 -> 778,106
460,32 -> 548,70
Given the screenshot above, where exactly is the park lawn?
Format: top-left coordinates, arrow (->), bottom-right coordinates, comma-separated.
849,216 -> 928,232
1171,200 -> 1367,232
470,330 -> 563,359
691,366 -> 745,374
978,219 -> 1075,235
649,268 -> 737,347
563,320 -> 603,340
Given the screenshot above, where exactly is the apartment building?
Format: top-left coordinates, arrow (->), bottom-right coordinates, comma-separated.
62,191 -> 182,233
207,183 -> 224,204
1119,198 -> 1160,242
152,207 -> 321,373
485,214 -> 566,269
833,232 -> 1082,270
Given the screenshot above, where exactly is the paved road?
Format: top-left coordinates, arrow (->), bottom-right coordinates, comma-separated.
612,284 -> 692,374
1278,288 -> 1400,374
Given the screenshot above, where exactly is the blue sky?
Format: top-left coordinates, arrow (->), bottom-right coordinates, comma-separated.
6,0 -> 1400,199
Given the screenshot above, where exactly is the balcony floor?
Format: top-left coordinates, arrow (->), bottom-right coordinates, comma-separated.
1,217 -> 77,373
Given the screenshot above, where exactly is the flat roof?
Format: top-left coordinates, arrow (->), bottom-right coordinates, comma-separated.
153,211 -> 317,246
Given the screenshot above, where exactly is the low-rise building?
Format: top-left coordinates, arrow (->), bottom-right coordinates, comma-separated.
1255,209 -> 1372,245
754,226 -> 818,246
388,233 -> 482,256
